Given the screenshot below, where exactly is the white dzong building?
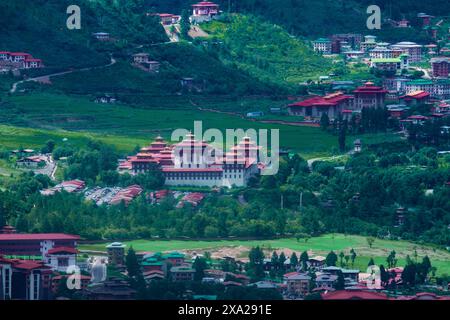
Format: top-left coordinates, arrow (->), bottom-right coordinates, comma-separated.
120,134 -> 262,188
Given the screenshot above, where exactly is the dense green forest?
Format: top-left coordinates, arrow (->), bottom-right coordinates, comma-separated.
145,0 -> 450,40
0,0 -> 166,69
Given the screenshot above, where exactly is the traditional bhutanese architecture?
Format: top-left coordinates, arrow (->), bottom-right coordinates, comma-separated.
287,92 -> 354,120
191,1 -> 220,23
404,79 -> 450,99
352,82 -> 387,110
312,38 -> 332,55
417,13 -> 434,27
370,58 -> 404,72
0,51 -> 43,69
360,35 -> 377,52
106,242 -> 126,267
400,90 -> 430,106
285,273 -> 311,297
390,42 -> 423,63
148,13 -> 181,25
431,57 -> 450,78
45,247 -> 78,272
132,53 -> 149,64
321,290 -> 389,300
120,134 -> 261,188
330,34 -> 362,50
0,255 -> 53,300
0,233 -> 79,259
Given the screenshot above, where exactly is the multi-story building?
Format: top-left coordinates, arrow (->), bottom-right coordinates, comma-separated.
170,266 -> 195,281
0,51 -> 43,69
287,91 -> 354,120
0,232 -> 79,258
330,34 -> 362,50
352,82 -> 387,110
431,57 -> 450,78
191,1 -> 220,23
404,79 -> 450,99
360,35 -> 377,52
370,54 -> 408,72
391,42 -> 423,62
0,256 -> 53,300
369,46 -> 394,59
285,273 -> 311,297
106,242 -> 126,266
121,134 -> 261,188
312,38 -> 332,55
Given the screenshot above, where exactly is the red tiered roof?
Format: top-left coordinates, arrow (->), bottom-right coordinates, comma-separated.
0,233 -> 80,241
400,90 -> 430,100
353,82 -> 388,94
288,92 -> 353,108
47,247 -> 79,255
321,290 -> 389,300
192,1 -> 219,7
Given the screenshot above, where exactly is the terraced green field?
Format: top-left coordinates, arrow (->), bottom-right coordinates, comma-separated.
1,93 -> 399,158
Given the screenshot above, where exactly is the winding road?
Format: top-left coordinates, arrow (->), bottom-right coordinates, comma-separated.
10,56 -> 117,93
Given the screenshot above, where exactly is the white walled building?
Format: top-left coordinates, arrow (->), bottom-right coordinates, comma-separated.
122,134 -> 262,188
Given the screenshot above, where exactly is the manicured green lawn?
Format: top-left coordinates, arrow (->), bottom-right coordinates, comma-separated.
79,234 -> 450,275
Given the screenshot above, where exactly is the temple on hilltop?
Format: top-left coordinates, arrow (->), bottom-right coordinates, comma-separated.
118,134 -> 262,188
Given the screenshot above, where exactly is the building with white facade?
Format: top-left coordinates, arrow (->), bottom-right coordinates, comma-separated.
312,38 -> 332,55
120,134 -> 262,188
391,42 -> 423,62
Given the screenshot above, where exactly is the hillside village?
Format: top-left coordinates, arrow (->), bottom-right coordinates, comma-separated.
0,0 -> 450,303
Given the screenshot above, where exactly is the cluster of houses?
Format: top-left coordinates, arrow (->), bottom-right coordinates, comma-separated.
148,1 -> 220,27
0,227 -> 81,300
0,51 -> 43,72
1,227 -> 449,300
131,53 -> 161,73
40,179 -> 86,196
119,134 -> 262,188
287,81 -> 387,120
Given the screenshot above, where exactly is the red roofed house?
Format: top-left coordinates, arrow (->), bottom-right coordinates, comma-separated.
353,82 -> 387,110
23,58 -> 43,69
407,115 -> 429,125
109,185 -> 143,206
321,289 -> 389,300
0,232 -> 79,259
287,92 -> 354,120
51,274 -> 91,293
46,247 -> 78,272
400,90 -> 430,106
9,52 -> 32,63
0,52 -> 10,61
157,13 -> 181,25
0,255 -> 52,300
191,1 -> 220,23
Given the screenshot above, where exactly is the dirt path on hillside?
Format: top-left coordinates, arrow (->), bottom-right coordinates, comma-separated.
189,26 -> 209,38
10,56 -> 117,93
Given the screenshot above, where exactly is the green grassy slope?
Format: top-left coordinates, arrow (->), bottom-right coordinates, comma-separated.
199,15 -> 334,87
1,93 -> 336,155
49,43 -> 279,102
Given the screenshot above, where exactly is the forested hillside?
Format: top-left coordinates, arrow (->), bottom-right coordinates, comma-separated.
0,0 -> 167,69
146,0 -> 450,40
